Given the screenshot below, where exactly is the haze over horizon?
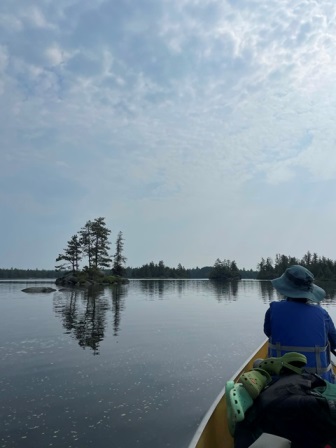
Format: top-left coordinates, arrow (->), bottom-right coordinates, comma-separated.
1,0 -> 336,271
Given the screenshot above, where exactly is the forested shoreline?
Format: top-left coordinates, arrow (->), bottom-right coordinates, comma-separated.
0,268 -> 63,279
257,252 -> 336,281
2,251 -> 336,281
0,265 -> 257,279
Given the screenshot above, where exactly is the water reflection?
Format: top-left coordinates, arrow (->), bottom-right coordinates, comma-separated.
137,279 -> 196,299
139,279 -> 166,298
207,279 -> 336,304
4,278 -> 336,448
258,280 -> 275,303
53,286 -> 124,354
53,280 -> 336,355
136,279 -> 242,302
110,285 -> 126,336
319,282 -> 336,303
208,280 -> 238,302
255,280 -> 336,304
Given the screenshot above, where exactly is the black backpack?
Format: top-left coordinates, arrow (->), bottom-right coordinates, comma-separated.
234,373 -> 336,448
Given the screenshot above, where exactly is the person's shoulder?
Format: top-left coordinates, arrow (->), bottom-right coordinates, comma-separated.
317,305 -> 331,316
269,300 -> 286,308
308,303 -> 330,316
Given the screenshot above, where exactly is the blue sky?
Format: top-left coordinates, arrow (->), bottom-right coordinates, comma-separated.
1,0 -> 336,270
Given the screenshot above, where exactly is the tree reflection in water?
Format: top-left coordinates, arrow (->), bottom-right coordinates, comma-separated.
52,281 -> 336,355
139,279 -> 166,298
208,280 -> 238,302
110,285 -> 126,336
54,287 -> 110,355
137,279 -> 241,302
258,280 -> 275,303
76,288 -> 109,354
53,285 -> 128,354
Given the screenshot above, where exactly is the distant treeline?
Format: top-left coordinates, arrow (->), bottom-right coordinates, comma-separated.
0,264 -> 258,280
125,262 -> 207,279
257,252 -> 336,281
125,261 -> 257,279
4,251 -> 336,282
0,268 -> 63,279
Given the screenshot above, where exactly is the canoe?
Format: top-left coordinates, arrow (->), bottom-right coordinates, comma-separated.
188,339 -> 336,448
188,340 -> 268,448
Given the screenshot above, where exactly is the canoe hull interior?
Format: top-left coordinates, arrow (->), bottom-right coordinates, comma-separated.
188,340 -> 269,448
188,340 -> 336,448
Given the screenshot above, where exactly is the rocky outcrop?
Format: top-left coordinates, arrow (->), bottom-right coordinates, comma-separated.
55,274 -> 95,287
22,287 -> 57,293
55,271 -> 129,288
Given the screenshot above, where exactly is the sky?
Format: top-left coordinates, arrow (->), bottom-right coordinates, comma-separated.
1,0 -> 336,271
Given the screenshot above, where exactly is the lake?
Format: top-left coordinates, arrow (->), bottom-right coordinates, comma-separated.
1,279 -> 336,448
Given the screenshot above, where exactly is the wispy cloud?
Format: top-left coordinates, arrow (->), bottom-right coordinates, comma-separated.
1,0 -> 336,269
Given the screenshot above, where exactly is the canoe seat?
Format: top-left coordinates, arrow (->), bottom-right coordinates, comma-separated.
248,432 -> 291,447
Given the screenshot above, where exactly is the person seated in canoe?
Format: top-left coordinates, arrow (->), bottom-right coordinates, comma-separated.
264,264 -> 336,383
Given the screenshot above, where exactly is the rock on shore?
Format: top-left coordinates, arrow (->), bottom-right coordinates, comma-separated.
22,287 -> 57,293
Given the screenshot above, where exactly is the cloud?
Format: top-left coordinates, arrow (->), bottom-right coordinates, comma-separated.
2,0 -> 336,268
45,45 -> 67,66
23,5 -> 56,29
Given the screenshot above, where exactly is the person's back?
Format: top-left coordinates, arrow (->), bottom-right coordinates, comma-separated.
264,265 -> 336,383
264,299 -> 335,381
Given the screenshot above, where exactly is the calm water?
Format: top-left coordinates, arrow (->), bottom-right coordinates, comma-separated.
1,279 -> 336,448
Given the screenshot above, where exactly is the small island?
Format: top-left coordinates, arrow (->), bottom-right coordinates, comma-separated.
208,258 -> 242,281
55,268 -> 129,287
55,217 -> 128,288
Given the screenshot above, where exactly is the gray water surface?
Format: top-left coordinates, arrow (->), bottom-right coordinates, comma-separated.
1,279 -> 336,448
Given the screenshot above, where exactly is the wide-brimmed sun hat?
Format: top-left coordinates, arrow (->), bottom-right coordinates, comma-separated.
271,265 -> 326,303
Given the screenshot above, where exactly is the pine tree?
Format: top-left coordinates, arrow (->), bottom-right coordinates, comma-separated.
112,231 -> 127,277
79,218 -> 112,270
79,220 -> 95,268
55,235 -> 82,272
91,217 -> 112,269
177,263 -> 188,278
209,259 -> 241,280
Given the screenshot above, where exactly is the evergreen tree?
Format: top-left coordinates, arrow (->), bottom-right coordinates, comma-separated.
256,252 -> 336,281
91,217 -> 112,269
230,260 -> 240,277
79,218 -> 112,270
112,231 -> 127,277
208,258 -> 241,280
55,235 -> 82,272
274,254 -> 290,275
157,260 -> 166,278
79,220 -> 95,268
177,263 -> 188,278
257,257 -> 274,279
302,251 -> 312,266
